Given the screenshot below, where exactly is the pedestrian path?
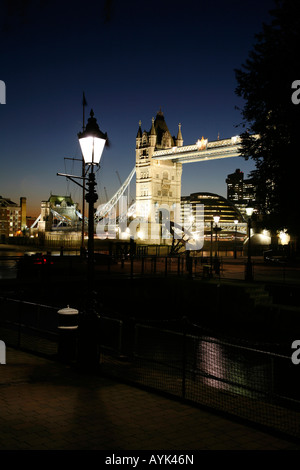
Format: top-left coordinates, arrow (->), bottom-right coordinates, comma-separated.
0,347 -> 299,452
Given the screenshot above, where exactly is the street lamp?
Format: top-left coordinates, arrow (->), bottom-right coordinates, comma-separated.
234,219 -> 238,259
78,109 -> 107,284
56,108 -> 107,370
210,220 -> 213,272
213,215 -> 220,257
245,202 -> 254,281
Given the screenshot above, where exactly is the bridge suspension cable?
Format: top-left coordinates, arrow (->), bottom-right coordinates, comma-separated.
30,214 -> 41,229
95,167 -> 136,220
50,209 -> 72,227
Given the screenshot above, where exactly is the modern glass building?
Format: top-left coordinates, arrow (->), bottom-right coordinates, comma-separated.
181,192 -> 247,241
226,168 -> 256,215
182,192 -> 245,222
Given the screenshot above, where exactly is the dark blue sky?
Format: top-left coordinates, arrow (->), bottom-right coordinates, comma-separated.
0,0 -> 275,216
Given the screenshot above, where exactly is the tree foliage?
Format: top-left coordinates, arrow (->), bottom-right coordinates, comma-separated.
235,0 -> 300,237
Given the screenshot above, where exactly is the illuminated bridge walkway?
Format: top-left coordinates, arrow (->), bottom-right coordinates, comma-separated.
152,135 -> 251,164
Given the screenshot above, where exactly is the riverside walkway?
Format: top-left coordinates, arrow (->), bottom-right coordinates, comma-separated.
0,347 -> 299,453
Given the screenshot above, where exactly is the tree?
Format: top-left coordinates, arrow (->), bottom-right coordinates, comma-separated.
235,0 -> 300,241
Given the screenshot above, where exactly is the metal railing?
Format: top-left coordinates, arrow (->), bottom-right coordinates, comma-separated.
0,297 -> 59,356
1,297 -> 299,440
99,318 -> 300,440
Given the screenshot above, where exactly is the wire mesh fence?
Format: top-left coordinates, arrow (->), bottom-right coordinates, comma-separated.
99,318 -> 300,440
0,297 -> 59,356
1,296 -> 299,440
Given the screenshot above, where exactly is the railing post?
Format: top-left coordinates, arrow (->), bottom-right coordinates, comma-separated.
182,317 -> 187,400
130,256 -> 134,279
17,301 -> 22,349
270,356 -> 275,404
141,256 -> 144,275
36,304 -> 41,333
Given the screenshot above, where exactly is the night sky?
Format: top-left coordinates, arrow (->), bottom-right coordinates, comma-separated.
0,0 -> 275,218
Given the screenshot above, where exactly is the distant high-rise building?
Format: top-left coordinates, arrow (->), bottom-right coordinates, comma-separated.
0,196 -> 26,238
226,169 -> 256,215
226,169 -> 244,201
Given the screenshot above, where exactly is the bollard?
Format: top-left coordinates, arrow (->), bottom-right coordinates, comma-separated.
57,306 -> 79,362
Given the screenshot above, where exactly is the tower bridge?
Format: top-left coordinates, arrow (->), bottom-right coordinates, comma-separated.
92,110 -> 250,245
97,113 -> 256,225
152,135 -> 244,164
133,110 -> 252,239
35,110 -> 253,247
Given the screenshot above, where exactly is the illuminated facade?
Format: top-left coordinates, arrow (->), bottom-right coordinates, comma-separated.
38,195 -> 80,232
135,110 -> 183,227
226,169 -> 256,215
0,196 -> 26,238
181,192 -> 247,238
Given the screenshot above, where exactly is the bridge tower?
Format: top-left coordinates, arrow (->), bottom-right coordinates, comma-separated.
135,110 -> 183,241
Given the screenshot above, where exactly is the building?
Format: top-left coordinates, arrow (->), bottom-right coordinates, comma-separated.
0,196 -> 26,239
35,194 -> 82,247
37,194 -> 80,232
226,169 -> 256,215
135,110 -> 183,233
181,192 -> 247,240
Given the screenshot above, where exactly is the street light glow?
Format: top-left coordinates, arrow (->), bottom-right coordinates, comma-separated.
279,230 -> 290,245
78,109 -> 107,166
245,205 -> 254,217
79,135 -> 106,166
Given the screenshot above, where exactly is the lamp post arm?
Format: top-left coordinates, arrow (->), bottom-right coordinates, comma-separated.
57,172 -> 86,191
64,157 -> 83,162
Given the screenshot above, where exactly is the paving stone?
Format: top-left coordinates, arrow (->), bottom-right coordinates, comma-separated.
0,347 -> 299,451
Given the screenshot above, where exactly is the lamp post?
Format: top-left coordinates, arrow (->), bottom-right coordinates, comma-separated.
78,109 -> 107,285
245,203 -> 254,281
56,108 -> 107,370
213,215 -> 220,257
210,220 -> 213,272
76,109 -> 107,371
234,219 -> 238,259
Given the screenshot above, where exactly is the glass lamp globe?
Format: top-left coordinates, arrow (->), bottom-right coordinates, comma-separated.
245,203 -> 254,217
78,109 -> 107,165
